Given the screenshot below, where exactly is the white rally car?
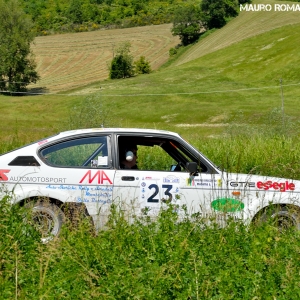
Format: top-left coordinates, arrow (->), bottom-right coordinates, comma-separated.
1,128 -> 300,241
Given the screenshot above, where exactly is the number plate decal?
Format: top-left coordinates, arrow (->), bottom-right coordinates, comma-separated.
140,176 -> 180,213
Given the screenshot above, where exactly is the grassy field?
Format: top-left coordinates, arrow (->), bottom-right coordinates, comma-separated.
1,21 -> 300,144
1,0 -> 300,143
2,4 -> 300,296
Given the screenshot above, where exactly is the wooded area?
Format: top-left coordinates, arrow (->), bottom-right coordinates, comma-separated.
21,0 -> 202,35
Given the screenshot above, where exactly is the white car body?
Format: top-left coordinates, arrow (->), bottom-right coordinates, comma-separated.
1,128 -> 300,236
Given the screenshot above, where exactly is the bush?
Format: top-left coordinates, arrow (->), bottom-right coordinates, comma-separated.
169,47 -> 177,56
109,41 -> 134,79
134,56 -> 152,74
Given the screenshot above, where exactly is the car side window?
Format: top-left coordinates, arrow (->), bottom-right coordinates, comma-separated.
117,135 -> 207,172
39,136 -> 110,168
138,145 -> 175,171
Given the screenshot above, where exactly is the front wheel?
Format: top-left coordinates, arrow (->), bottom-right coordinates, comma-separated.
26,202 -> 65,243
258,205 -> 300,231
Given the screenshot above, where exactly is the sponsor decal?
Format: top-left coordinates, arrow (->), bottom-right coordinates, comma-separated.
194,179 -> 214,187
196,182 -> 211,187
45,184 -> 113,203
211,198 -> 244,213
142,176 -> 160,181
187,178 -> 221,187
38,140 -> 48,145
0,169 -> 10,181
46,185 -> 77,190
46,185 -> 113,192
10,176 -> 67,183
230,181 -> 255,188
79,170 -> 112,184
163,175 -> 180,183
77,197 -> 112,204
187,177 -> 195,186
194,179 -> 214,183
257,180 -> 295,192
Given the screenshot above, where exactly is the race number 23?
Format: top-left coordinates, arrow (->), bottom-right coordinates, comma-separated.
147,184 -> 173,203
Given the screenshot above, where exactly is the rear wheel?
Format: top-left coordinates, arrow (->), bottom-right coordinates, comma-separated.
26,202 -> 65,243
258,205 -> 300,231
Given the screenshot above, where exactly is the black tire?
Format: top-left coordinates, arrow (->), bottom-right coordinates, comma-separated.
258,205 -> 300,231
26,202 -> 65,243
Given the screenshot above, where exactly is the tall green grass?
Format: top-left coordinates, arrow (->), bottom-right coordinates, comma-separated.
1,198 -> 300,299
2,130 -> 300,298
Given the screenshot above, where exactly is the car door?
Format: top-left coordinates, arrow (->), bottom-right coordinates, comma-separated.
112,133 -> 223,218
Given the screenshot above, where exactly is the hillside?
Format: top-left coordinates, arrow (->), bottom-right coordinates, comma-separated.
29,0 -> 300,94
173,0 -> 300,67
2,4 -> 300,142
30,24 -> 179,93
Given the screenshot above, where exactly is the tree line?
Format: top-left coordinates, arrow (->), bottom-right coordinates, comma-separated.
20,0 -> 250,36
20,0 -> 202,35
1,0 -> 251,93
172,0 -> 251,46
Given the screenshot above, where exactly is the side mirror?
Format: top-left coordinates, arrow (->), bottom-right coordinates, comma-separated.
186,162 -> 198,175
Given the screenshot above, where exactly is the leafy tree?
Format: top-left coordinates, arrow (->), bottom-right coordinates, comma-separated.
201,0 -> 239,29
238,0 -> 252,4
171,5 -> 204,46
67,0 -> 83,24
109,42 -> 134,79
0,0 -> 39,94
134,56 -> 151,74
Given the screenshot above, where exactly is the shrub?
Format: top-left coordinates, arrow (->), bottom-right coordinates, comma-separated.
109,41 -> 134,79
134,56 -> 152,74
169,47 -> 177,56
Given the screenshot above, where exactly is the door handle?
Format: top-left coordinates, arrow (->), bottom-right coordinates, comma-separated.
121,176 -> 135,181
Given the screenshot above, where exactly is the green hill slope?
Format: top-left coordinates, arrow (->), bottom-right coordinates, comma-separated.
172,0 -> 300,67
1,8 -> 300,142
177,23 -> 300,84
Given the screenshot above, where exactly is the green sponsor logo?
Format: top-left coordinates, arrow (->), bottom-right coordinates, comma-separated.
211,198 -> 244,213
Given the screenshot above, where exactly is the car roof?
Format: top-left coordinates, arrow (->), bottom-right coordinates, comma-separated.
0,128 -> 182,157
57,128 -> 180,138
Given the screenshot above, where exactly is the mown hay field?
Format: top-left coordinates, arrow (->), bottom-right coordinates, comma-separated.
30,24 -> 180,93
173,0 -> 300,67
